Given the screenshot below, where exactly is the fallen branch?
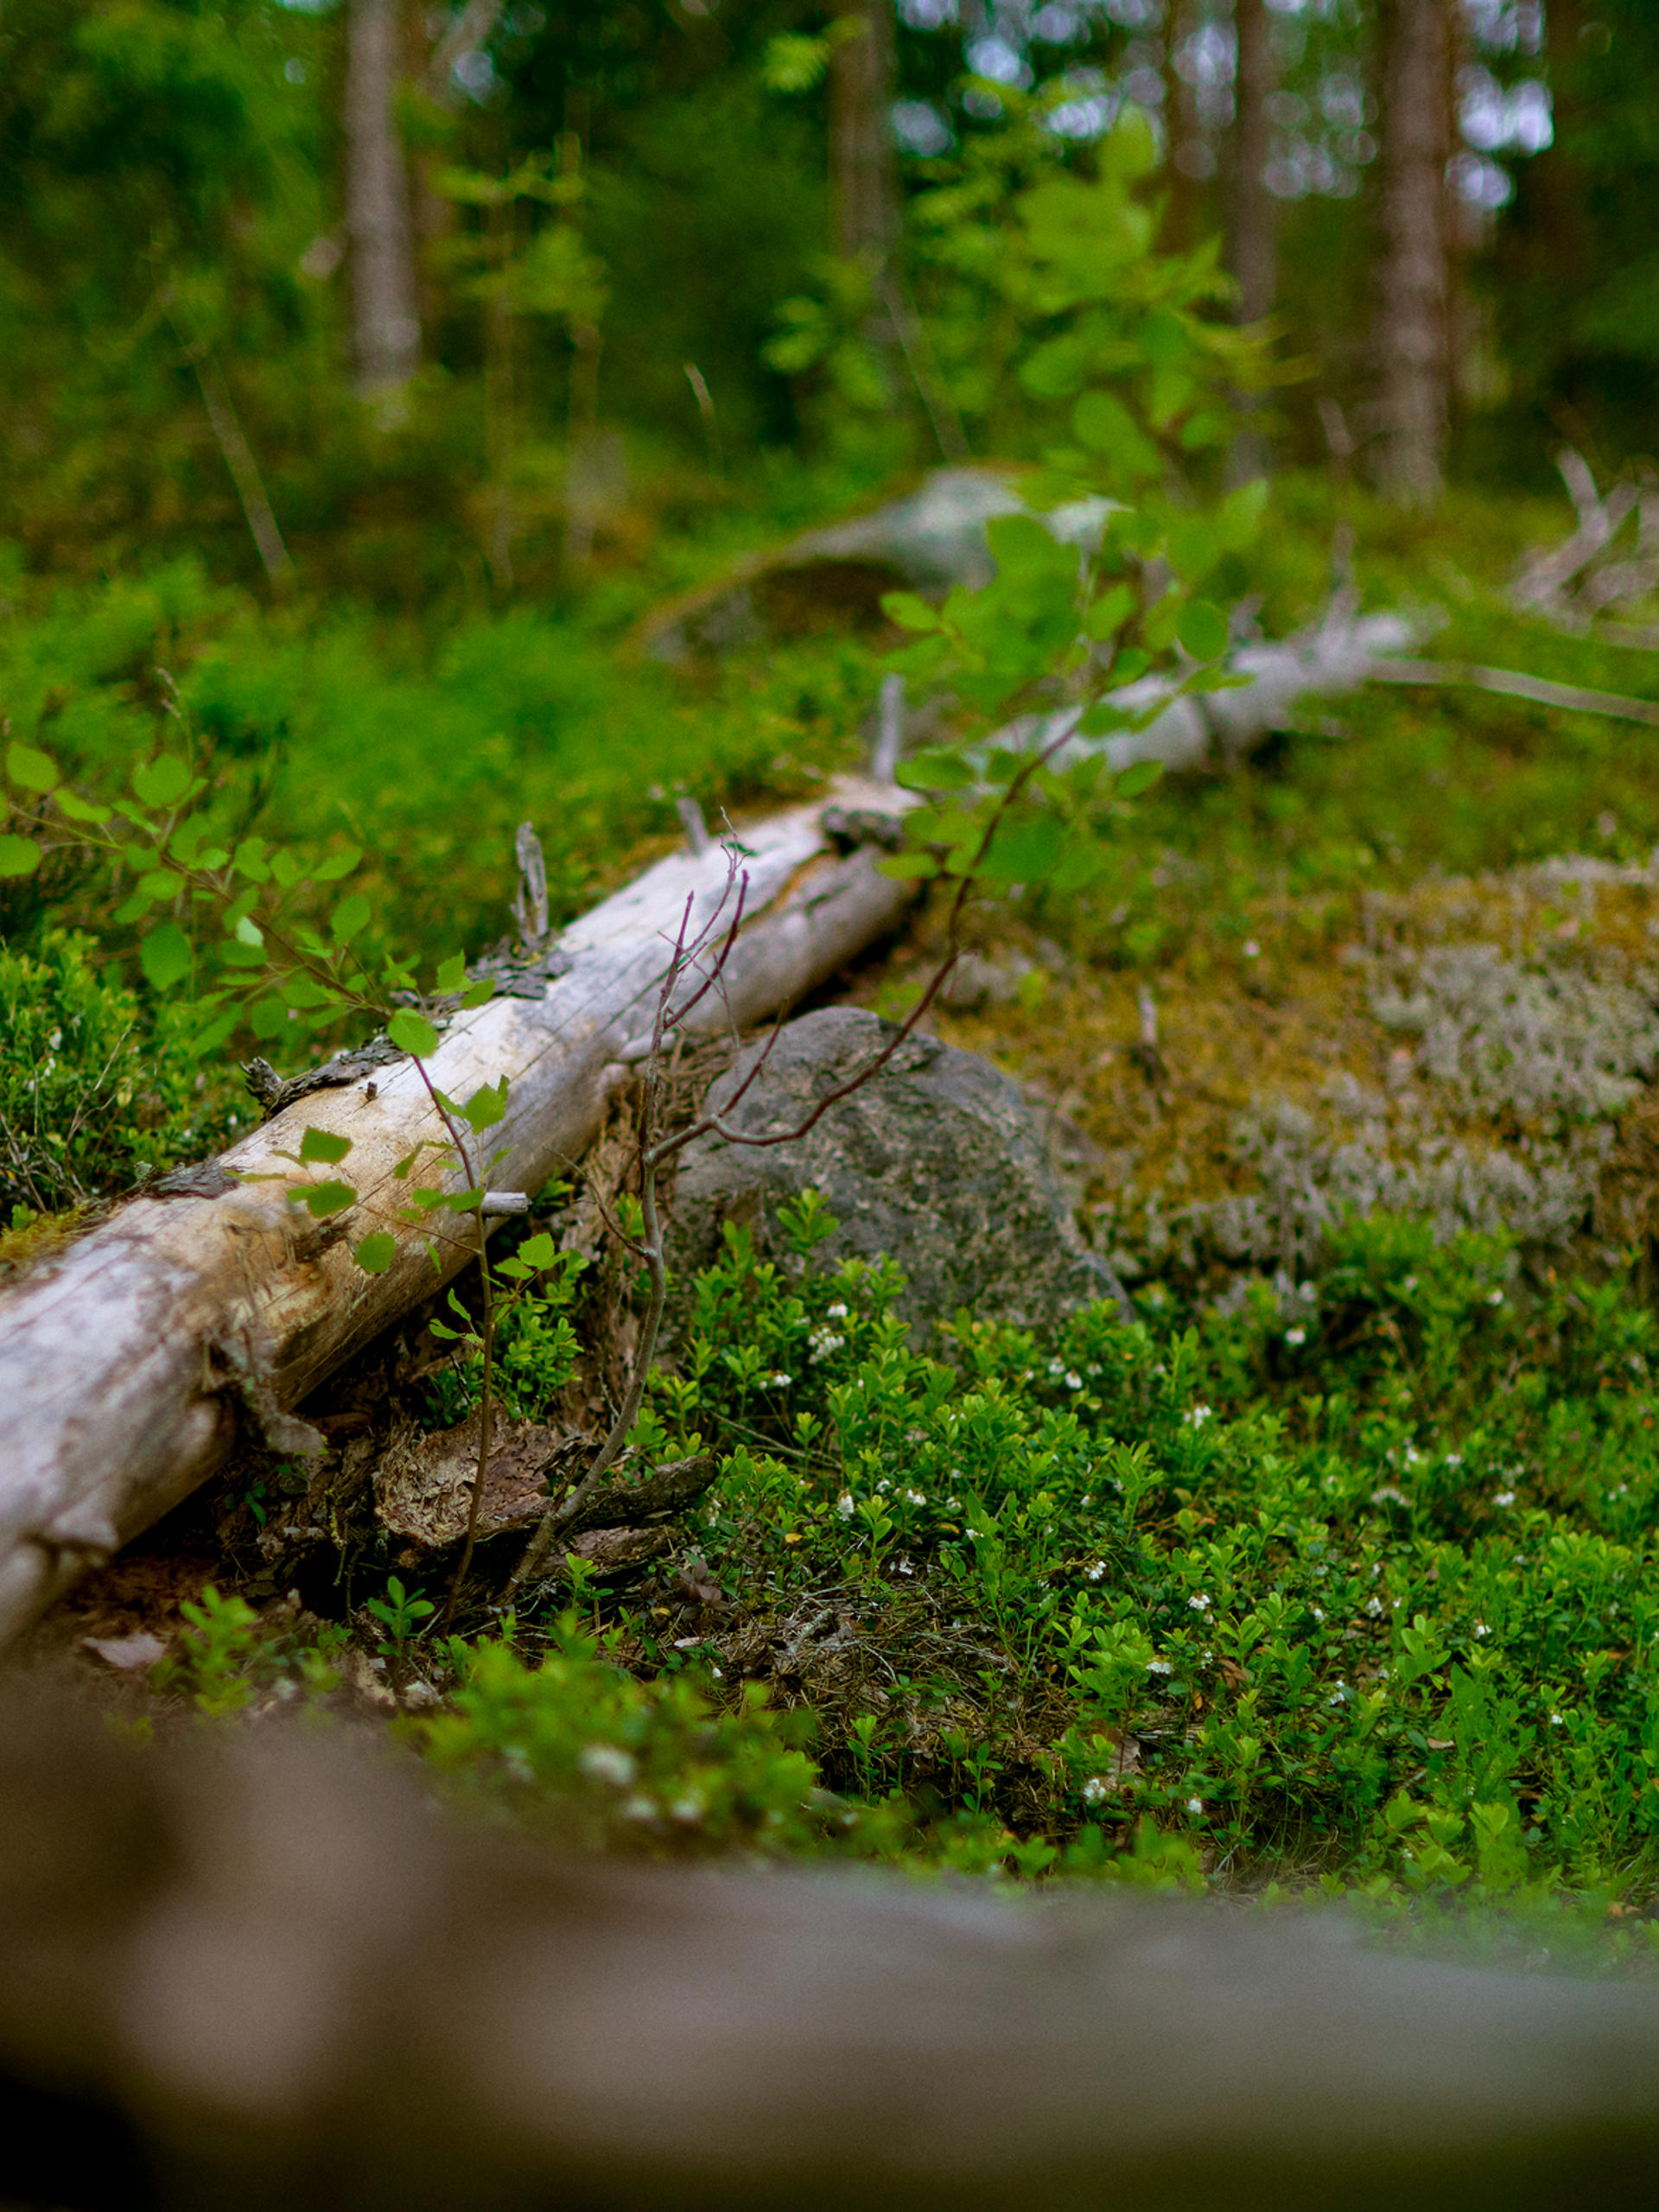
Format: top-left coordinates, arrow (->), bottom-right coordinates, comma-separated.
0,778 -> 914,1647
1371,657 -> 1659,727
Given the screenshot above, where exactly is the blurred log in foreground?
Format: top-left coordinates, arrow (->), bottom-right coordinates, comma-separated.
3,1702 -> 1659,2212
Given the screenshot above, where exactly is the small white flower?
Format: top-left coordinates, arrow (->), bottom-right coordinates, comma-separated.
877,1478 -> 891,1493
904,1489 -> 926,1507
1085,1560 -> 1108,1583
577,1745 -> 638,1789
1404,1447 -> 1422,1467
836,1492 -> 855,1520
1185,1796 -> 1205,1815
1285,1327 -> 1306,1347
1147,1657 -> 1173,1675
1188,1592 -> 1211,1612
1473,1623 -> 1490,1638
1487,1290 -> 1504,1306
1364,1596 -> 1383,1618
1402,1275 -> 1417,1293
1082,1777 -> 1109,1805
1065,1370 -> 1084,1389
621,1795 -> 658,1823
1200,1648 -> 1213,1664
1048,1358 -> 1065,1377
1494,1490 -> 1516,1508
1242,939 -> 1260,959
709,1665 -> 723,1678
808,1329 -> 845,1362
1445,1453 -> 1463,1469
670,1794 -> 705,1824
826,1302 -> 849,1319
1549,1712 -> 1564,1727
1185,1404 -> 1214,1427
770,1371 -> 793,1389
895,1560 -> 914,1577
946,1496 -> 963,1513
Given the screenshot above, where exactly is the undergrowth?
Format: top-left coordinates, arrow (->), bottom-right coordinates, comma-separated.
157,1191 -> 1659,1961
13,474 -> 1659,1967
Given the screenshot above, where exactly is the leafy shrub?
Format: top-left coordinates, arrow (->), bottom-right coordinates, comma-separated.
0,928 -> 243,1220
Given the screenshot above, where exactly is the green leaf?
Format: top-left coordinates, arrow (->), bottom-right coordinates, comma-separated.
879,851 -> 941,881
1072,391 -> 1160,477
461,977 -> 494,1009
1166,516 -> 1222,583
313,847 -> 362,883
131,754 -> 191,809
1109,647 -> 1152,686
330,893 -> 372,944
894,747 -> 975,791
435,952 -> 467,992
271,849 -> 306,890
1216,478 -> 1269,550
281,974 -> 337,1010
6,741 -> 58,793
516,1231 -> 559,1268
250,995 -> 289,1039
55,789 -> 111,825
1178,600 -> 1230,662
981,814 -> 1065,885
233,913 -> 264,949
388,1009 -> 441,1058
299,1126 -> 353,1165
1117,760 -> 1164,798
185,1007 -> 241,1061
233,838 -> 271,884
1084,583 -> 1137,641
292,1180 -> 356,1217
140,922 -> 193,992
0,834 -> 41,878
353,1232 -> 397,1274
463,1077 -> 509,1132
880,590 -> 943,633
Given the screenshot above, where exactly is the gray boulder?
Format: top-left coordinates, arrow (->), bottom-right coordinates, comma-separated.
666,1008 -> 1128,1343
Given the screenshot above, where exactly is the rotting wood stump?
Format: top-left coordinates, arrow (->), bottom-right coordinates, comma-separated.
0,779 -> 914,1645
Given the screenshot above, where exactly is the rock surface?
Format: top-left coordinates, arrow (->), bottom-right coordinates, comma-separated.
668,1008 -> 1128,1341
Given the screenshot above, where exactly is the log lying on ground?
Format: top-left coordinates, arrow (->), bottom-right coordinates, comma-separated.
6,1700 -> 1659,2212
0,779 -> 915,1648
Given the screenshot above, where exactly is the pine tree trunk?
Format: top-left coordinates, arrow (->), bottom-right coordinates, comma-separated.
830,0 -> 900,264
345,0 -> 421,409
1375,0 -> 1453,503
1230,0 -> 1278,326
1226,0 -> 1278,479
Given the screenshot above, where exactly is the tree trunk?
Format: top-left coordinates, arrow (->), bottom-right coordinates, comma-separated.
1230,0 -> 1278,326
0,785 -> 915,1648
345,0 -> 421,410
1226,0 -> 1278,480
830,0 -> 899,265
1374,0 -> 1453,503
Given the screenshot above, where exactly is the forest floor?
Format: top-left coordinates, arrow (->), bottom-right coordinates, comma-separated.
11,471 -> 1659,1959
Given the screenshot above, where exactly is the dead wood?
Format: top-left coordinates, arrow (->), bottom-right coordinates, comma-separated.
0,781 -> 912,1648
5,1699 -> 1659,2212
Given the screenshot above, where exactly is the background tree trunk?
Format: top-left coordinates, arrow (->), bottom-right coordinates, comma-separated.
830,0 -> 899,265
1374,0 -> 1454,503
346,0 -> 421,410
1227,0 -> 1279,479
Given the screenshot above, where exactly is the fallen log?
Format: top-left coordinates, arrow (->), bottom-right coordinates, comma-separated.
6,1700 -> 1659,2212
0,779 -> 915,1647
